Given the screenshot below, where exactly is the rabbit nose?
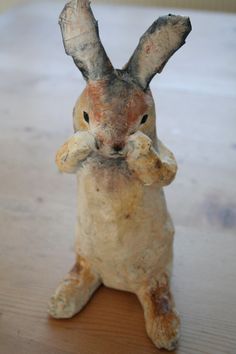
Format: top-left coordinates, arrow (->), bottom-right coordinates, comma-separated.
95,138 -> 102,150
113,144 -> 123,152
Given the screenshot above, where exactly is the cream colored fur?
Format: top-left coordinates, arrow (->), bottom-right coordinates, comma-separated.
49,1 -> 191,350
49,126 -> 179,350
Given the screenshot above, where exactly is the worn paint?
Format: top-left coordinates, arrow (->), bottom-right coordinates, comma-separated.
49,0 -> 191,351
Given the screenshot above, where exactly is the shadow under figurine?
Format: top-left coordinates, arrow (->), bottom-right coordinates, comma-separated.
48,0 -> 191,350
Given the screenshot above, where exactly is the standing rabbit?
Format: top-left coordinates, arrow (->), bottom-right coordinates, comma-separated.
48,0 -> 191,350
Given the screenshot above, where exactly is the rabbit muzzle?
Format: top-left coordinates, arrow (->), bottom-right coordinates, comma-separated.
94,136 -> 128,159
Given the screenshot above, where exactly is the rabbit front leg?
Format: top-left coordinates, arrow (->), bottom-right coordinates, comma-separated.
127,132 -> 177,186
56,131 -> 95,173
48,256 -> 101,319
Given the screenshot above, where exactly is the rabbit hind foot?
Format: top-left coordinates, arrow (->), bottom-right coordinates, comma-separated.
48,258 -> 101,319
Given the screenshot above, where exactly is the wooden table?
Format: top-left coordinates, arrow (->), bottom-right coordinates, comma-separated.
0,2 -> 236,353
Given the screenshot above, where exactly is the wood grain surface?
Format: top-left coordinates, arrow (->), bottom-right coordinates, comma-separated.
0,2 -> 236,354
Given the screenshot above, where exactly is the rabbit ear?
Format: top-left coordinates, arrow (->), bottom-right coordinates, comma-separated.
123,14 -> 192,90
59,0 -> 114,81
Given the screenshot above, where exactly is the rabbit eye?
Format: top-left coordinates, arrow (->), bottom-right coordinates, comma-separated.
141,114 -> 148,125
83,111 -> 90,123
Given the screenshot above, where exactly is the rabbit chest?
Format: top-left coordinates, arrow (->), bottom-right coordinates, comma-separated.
75,156 -> 174,291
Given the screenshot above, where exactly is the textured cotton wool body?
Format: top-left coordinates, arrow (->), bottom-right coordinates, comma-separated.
48,0 -> 191,350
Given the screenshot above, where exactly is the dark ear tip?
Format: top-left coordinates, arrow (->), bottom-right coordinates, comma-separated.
186,17 -> 192,32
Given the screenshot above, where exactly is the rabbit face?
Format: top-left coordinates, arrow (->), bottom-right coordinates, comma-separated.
73,76 -> 156,158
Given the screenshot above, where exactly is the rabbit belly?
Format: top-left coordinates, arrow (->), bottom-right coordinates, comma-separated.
75,158 -> 174,292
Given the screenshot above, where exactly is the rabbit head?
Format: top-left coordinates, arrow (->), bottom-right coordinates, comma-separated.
59,0 -> 191,158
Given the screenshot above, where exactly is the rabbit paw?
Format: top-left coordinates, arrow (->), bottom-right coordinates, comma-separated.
126,131 -> 163,185
127,131 -> 152,159
48,278 -> 83,319
146,309 -> 180,351
67,131 -> 95,161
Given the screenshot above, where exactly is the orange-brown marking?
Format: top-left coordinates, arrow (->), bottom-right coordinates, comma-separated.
141,275 -> 180,347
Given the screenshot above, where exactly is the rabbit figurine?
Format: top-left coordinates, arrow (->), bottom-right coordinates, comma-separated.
48,0 -> 191,350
